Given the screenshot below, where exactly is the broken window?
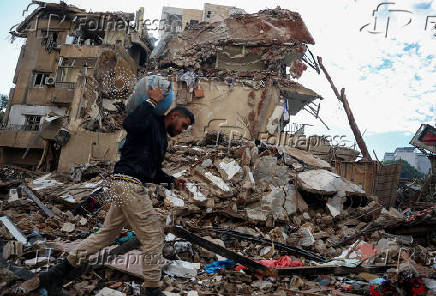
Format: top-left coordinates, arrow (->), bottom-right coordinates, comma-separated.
41,31 -> 59,53
32,72 -> 51,88
24,115 -> 41,131
72,18 -> 105,45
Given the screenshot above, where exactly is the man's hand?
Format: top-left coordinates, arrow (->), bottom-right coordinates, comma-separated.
174,178 -> 187,191
148,87 -> 164,102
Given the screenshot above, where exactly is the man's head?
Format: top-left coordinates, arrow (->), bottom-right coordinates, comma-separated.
164,106 -> 195,137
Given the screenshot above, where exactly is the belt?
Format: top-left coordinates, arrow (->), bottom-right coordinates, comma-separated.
112,174 -> 143,185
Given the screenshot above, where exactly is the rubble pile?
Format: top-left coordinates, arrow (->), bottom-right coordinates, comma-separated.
1,134 -> 435,295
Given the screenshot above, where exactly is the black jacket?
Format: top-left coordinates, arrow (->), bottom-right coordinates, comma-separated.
114,101 -> 175,187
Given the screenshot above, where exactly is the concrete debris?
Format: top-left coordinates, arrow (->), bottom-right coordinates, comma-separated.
163,260 -> 201,278
165,190 -> 185,207
283,146 -> 331,170
96,287 -> 126,296
297,169 -> 366,196
217,159 -> 242,181
61,222 -> 76,233
0,135 -> 433,295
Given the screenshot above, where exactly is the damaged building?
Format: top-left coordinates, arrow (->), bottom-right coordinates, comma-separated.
152,7 -> 324,143
0,1 -> 152,171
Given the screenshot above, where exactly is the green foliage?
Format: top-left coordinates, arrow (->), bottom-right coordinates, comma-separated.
382,159 -> 425,180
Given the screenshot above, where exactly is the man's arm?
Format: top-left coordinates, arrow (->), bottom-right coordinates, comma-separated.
123,101 -> 156,134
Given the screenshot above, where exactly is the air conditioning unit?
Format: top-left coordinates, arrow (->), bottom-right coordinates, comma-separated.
45,76 -> 56,86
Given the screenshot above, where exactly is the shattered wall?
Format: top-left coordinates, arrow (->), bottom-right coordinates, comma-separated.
1,2 -> 146,170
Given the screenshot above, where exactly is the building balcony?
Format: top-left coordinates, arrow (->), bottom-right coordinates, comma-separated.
0,129 -> 44,149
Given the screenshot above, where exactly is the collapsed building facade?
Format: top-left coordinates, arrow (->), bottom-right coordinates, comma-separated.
0,1 -> 152,171
153,8 -> 323,142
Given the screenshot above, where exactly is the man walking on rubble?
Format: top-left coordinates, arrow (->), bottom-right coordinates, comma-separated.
21,78 -> 195,296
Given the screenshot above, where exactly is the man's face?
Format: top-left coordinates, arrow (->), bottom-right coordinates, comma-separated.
167,113 -> 191,137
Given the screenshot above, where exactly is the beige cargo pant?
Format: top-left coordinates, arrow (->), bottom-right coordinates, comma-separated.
67,179 -> 164,287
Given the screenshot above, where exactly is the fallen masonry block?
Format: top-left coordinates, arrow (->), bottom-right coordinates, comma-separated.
297,169 -> 365,196
164,260 -> 201,278
283,146 -> 331,170
216,159 -> 242,181
165,190 -> 185,207
96,287 -> 126,296
194,167 -> 232,193
186,183 -> 207,202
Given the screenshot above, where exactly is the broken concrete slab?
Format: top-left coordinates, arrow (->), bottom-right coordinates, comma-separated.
164,260 -> 200,278
283,146 -> 331,170
186,183 -> 206,203
253,156 -> 289,187
61,222 -> 76,233
216,159 -> 242,181
8,188 -> 19,202
284,184 -> 308,215
195,167 -> 232,193
297,169 -> 366,196
326,194 -> 345,217
246,208 -> 269,222
29,173 -> 63,191
165,190 -> 185,208
96,287 -> 126,296
20,185 -> 54,217
261,187 -> 288,221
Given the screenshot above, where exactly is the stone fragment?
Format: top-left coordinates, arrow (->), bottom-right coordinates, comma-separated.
201,159 -> 213,168
79,217 -> 88,226
246,208 -> 269,222
186,183 -> 206,202
217,159 -> 242,180
61,222 -> 75,233
253,156 -> 289,186
261,187 -> 287,221
284,185 -> 308,215
283,146 -> 331,170
326,194 -> 345,217
164,260 -> 200,278
252,280 -> 273,290
298,226 -> 315,247
165,190 -> 185,207
204,172 -> 231,192
297,169 -> 365,195
96,287 -> 126,296
8,188 -> 19,202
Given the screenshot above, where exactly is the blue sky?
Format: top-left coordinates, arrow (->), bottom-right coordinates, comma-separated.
1,0 -> 435,158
